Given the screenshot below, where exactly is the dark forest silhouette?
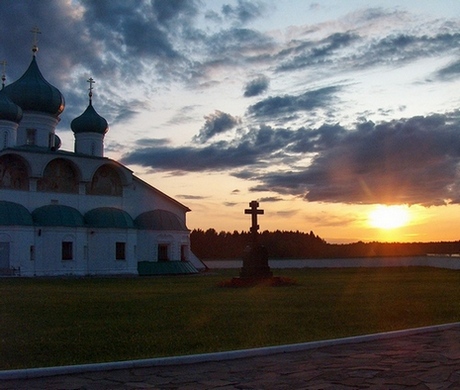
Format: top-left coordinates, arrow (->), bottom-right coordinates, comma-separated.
190,229 -> 460,259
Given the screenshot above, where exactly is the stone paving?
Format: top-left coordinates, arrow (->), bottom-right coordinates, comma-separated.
2,325 -> 460,389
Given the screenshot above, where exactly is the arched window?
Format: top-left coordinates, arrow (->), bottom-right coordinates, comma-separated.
0,154 -> 29,190
87,165 -> 122,196
37,159 -> 79,193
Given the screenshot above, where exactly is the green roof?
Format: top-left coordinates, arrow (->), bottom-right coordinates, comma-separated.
0,201 -> 33,226
71,102 -> 108,135
85,207 -> 134,228
32,205 -> 84,227
0,90 -> 23,123
135,209 -> 188,231
138,261 -> 198,275
3,56 -> 65,116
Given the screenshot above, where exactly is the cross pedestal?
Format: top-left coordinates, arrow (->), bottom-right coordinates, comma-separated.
240,201 -> 272,279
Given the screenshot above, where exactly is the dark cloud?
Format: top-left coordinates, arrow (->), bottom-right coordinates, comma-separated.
176,194 -> 207,200
252,113 -> 460,206
248,86 -> 341,119
259,196 -> 284,202
348,32 -> 460,70
80,0 -> 199,60
121,138 -> 261,171
277,32 -> 360,72
436,60 -> 460,80
194,111 -> 241,143
205,28 -> 274,57
123,112 -> 460,207
276,28 -> 460,74
221,0 -> 266,24
244,75 -> 269,97
152,0 -> 199,26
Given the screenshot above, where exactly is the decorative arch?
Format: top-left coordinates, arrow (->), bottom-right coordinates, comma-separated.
0,154 -> 29,190
37,158 -> 80,193
87,164 -> 123,196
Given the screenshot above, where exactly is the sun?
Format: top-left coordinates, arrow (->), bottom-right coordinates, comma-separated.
368,205 -> 410,230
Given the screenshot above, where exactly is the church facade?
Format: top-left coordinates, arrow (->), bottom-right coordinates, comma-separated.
0,46 -> 204,276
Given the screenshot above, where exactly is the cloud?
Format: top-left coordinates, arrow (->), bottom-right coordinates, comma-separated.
121,137 -> 261,171
306,212 -> 362,227
194,111 -> 241,143
244,75 -> 269,97
205,27 -> 274,58
276,32 -> 360,72
124,111 -> 460,207
436,60 -> 460,80
176,194 -> 207,200
221,0 -> 267,24
248,86 -> 341,119
259,196 -> 284,202
80,0 -> 200,60
251,113 -> 460,206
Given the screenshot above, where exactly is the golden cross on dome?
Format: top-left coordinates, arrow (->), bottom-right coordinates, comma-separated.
87,77 -> 95,101
30,26 -> 41,54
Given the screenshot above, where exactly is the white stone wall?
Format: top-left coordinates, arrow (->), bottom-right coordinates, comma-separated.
136,231 -> 190,262
74,132 -> 105,157
0,120 -> 18,150
86,229 -> 137,275
0,149 -> 193,276
16,113 -> 59,148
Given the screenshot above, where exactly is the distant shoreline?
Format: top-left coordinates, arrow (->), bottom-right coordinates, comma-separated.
204,256 -> 460,270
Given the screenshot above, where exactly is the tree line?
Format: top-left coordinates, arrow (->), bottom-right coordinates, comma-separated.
190,228 -> 460,259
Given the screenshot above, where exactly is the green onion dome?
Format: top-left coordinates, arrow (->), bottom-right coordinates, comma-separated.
71,101 -> 108,135
0,89 -> 23,123
3,56 -> 65,116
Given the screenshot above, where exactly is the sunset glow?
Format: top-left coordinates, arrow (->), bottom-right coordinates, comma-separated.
4,1 -> 460,243
368,205 -> 411,230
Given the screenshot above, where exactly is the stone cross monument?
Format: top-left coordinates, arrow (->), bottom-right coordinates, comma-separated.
240,201 -> 272,279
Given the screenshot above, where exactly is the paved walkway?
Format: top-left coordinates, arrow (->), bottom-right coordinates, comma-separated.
2,324 -> 460,389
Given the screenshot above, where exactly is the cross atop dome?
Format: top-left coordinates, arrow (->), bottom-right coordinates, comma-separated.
30,26 -> 41,55
87,77 -> 95,102
1,60 -> 6,89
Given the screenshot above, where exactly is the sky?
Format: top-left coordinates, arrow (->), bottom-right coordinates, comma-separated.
1,0 -> 460,243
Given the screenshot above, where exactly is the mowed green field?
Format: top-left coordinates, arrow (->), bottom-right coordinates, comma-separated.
2,267 -> 460,370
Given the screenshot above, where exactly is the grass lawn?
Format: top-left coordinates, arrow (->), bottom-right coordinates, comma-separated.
2,267 -> 460,370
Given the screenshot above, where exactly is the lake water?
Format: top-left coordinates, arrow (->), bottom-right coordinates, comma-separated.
203,256 -> 460,270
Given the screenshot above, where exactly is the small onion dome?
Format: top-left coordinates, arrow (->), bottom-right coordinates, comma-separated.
0,89 -> 23,123
3,56 -> 65,116
71,101 -> 108,135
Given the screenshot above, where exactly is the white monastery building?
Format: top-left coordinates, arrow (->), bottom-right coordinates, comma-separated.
0,42 -> 204,276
